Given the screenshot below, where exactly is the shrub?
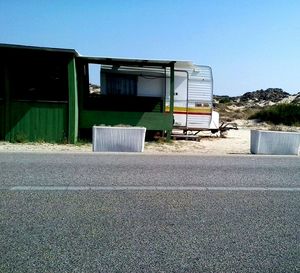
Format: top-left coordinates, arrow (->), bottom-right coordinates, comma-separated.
13,132 -> 28,143
218,97 -> 231,104
249,104 -> 300,126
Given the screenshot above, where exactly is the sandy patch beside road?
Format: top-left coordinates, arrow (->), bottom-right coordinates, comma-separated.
0,128 -> 250,155
144,129 -> 250,155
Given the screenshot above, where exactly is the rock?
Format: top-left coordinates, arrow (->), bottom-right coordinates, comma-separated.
89,83 -> 101,95
291,92 -> 300,104
240,88 -> 290,102
214,88 -> 297,122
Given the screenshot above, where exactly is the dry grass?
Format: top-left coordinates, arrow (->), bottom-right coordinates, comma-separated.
215,103 -> 261,122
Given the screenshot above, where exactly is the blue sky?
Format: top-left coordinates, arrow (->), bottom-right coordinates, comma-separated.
0,0 -> 299,96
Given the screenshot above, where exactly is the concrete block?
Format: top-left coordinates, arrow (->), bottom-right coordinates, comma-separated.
251,130 -> 300,155
93,126 -> 146,152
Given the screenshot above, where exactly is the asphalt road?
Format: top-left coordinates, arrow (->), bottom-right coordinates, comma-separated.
0,153 -> 299,273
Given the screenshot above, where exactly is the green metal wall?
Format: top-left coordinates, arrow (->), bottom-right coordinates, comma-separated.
80,110 -> 173,131
0,45 -> 78,143
9,102 -> 67,142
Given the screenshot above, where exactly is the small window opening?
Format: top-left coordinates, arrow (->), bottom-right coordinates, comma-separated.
88,64 -> 101,97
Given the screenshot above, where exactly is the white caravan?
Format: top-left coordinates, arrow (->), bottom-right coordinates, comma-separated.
166,63 -> 219,131
100,61 -> 219,131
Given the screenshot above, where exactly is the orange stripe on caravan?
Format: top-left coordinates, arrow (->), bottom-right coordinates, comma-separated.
166,107 -> 212,115
173,111 -> 212,116
165,106 -> 212,113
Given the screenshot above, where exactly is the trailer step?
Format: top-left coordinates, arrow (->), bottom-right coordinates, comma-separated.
171,134 -> 201,141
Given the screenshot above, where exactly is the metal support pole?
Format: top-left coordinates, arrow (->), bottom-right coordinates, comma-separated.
68,58 -> 78,144
166,63 -> 175,141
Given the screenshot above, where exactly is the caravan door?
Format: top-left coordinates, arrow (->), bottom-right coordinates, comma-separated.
186,66 -> 213,129
167,71 -> 188,127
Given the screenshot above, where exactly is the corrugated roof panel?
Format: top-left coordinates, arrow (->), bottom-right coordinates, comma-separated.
78,56 -> 176,67
0,43 -> 78,55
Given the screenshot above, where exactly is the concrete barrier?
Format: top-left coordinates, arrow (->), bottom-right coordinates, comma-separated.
92,126 -> 146,152
251,130 -> 300,155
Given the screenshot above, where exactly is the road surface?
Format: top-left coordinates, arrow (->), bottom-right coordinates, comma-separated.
0,153 -> 299,273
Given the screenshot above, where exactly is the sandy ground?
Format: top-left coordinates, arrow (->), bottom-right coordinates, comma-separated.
0,121 -> 299,155
144,128 -> 250,155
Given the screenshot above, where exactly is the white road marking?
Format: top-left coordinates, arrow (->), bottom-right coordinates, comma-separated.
7,186 -> 300,192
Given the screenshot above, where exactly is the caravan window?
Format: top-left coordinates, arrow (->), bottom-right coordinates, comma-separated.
105,73 -> 137,96
87,65 -> 138,97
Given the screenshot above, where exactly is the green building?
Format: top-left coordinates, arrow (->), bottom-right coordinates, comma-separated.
0,43 -> 175,143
